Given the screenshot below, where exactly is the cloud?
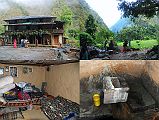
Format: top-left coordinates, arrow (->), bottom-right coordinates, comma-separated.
14,0 -> 53,6
0,0 -> 10,11
13,0 -> 54,15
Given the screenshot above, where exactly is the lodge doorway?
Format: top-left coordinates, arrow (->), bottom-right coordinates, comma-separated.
54,35 -> 59,45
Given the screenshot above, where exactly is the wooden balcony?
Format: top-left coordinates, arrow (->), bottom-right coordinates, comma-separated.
52,29 -> 64,34
5,29 -> 64,34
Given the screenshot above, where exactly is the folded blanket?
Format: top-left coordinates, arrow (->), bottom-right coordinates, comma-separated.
0,76 -> 14,89
0,83 -> 15,94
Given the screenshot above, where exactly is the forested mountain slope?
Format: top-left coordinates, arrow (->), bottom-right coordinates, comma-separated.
0,0 -> 108,34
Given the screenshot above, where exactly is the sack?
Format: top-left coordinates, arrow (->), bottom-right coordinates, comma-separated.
3,91 -> 18,100
0,76 -> 14,88
30,92 -> 43,98
23,83 -> 33,92
18,92 -> 31,100
0,83 -> 15,94
16,82 -> 27,88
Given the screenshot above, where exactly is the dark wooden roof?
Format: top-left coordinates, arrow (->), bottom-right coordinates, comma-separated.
4,16 -> 57,21
4,21 -> 65,26
3,22 -> 56,26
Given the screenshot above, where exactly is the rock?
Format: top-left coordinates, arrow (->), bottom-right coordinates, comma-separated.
151,54 -> 158,60
130,53 -> 138,58
102,57 -> 110,60
149,51 -> 156,56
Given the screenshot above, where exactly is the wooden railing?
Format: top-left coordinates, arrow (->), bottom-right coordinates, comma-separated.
52,29 -> 64,33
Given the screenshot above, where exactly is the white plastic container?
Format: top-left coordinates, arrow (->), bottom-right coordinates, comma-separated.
103,77 -> 129,104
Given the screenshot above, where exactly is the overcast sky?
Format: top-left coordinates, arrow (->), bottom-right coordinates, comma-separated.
86,0 -> 137,28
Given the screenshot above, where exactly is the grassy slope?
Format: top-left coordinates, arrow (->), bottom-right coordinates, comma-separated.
117,40 -> 158,49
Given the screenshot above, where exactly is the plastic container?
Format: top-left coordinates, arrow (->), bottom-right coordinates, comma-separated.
93,93 -> 100,107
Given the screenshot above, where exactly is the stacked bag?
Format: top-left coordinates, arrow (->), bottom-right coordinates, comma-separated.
0,76 -> 15,97
0,76 -> 15,103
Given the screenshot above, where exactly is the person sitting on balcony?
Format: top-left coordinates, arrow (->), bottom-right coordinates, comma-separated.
47,39 -> 50,45
20,39 -> 24,47
24,39 -> 29,48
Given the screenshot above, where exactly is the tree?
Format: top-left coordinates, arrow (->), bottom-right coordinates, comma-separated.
115,25 -> 146,46
118,0 -> 159,18
80,32 -> 94,46
96,27 -> 113,42
85,15 -> 97,39
51,0 -> 73,36
60,6 -> 73,26
0,25 -> 4,34
95,26 -> 114,49
68,29 -> 78,39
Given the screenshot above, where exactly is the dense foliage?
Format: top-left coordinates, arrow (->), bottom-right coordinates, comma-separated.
80,14 -> 113,46
117,0 -> 159,47
118,0 -> 159,18
85,15 -> 97,39
115,17 -> 159,47
80,32 -> 93,46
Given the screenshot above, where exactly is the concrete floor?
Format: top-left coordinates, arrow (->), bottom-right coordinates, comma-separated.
17,109 -> 48,120
0,46 -> 76,61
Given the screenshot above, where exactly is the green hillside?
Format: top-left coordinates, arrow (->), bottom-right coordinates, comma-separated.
0,0 -> 108,37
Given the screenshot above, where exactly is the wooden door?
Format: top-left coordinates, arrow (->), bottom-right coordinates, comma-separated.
54,35 -> 59,45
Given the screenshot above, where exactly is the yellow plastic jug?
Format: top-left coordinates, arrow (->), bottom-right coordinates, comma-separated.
93,93 -> 100,107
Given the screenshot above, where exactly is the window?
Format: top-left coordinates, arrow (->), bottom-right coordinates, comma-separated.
17,26 -> 27,31
5,66 -> 9,72
0,68 -> 4,75
10,66 -> 18,77
23,67 -> 33,74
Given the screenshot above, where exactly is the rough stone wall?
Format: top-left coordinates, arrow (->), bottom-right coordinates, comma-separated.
144,61 -> 159,85
80,60 -> 159,104
141,61 -> 159,104
80,60 -> 146,79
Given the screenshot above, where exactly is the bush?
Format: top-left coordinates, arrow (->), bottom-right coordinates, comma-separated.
80,32 -> 94,46
96,44 -> 103,49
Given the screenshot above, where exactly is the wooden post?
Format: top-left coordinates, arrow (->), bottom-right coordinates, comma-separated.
51,33 -> 53,46
34,35 -> 36,45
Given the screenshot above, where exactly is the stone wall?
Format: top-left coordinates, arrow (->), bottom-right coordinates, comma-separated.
141,61 -> 159,104
80,60 -> 159,104
80,60 -> 146,79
